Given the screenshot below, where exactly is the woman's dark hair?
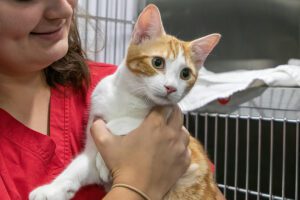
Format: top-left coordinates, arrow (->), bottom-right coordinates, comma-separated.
43,16 -> 90,90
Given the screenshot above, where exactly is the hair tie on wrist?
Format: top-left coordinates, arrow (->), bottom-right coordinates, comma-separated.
111,183 -> 151,200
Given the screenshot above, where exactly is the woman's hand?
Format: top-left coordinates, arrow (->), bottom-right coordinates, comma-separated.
91,106 -> 191,200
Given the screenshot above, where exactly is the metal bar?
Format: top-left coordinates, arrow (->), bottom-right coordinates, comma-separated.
192,112 -> 300,123
296,120 -> 299,200
282,119 -> 286,199
204,113 -> 208,151
185,113 -> 190,130
234,116 -> 239,200
224,115 -> 229,197
122,0 -> 128,57
245,117 -> 250,200
77,14 -> 135,24
217,184 -> 295,200
285,87 -> 296,110
113,0 -> 118,64
84,0 -> 89,51
94,0 -> 99,61
213,114 -> 218,182
277,89 -> 284,112
104,0 -> 109,62
269,118 -> 274,200
195,113 -> 199,139
203,104 -> 299,112
257,117 -> 262,200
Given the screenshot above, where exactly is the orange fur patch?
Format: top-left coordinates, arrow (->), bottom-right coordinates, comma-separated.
163,137 -> 218,200
126,34 -> 198,88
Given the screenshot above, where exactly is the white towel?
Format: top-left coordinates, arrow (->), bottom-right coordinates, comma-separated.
179,63 -> 300,112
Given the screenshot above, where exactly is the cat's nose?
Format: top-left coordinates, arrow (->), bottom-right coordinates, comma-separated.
164,85 -> 177,94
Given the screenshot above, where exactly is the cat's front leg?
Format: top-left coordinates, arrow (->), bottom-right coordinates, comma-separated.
29,137 -> 100,200
96,152 -> 111,184
29,179 -> 80,200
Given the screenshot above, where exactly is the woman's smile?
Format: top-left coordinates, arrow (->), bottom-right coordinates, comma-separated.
30,26 -> 65,42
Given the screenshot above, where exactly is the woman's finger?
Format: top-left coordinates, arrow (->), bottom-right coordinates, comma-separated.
182,127 -> 191,147
145,106 -> 167,125
90,119 -> 116,149
167,105 -> 183,129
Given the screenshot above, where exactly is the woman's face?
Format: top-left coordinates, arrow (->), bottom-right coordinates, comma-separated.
0,0 -> 75,75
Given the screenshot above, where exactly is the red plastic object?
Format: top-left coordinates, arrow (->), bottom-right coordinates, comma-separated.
218,97 -> 231,105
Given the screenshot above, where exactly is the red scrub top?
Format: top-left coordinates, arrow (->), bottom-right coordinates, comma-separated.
0,62 -> 116,200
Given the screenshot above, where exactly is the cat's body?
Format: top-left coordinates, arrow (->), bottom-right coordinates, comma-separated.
30,4 -> 220,200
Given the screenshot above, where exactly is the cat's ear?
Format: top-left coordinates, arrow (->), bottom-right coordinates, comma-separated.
190,33 -> 221,68
131,4 -> 166,44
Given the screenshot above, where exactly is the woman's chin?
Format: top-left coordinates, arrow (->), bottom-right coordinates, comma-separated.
38,45 -> 68,67
34,36 -> 69,65
49,42 -> 69,61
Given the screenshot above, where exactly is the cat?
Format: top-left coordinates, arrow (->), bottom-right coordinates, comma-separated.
30,4 -> 221,200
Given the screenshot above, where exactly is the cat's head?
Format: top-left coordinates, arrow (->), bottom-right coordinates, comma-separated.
125,4 -> 221,105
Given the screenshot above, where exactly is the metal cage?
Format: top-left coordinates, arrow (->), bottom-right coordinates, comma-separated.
184,84 -> 300,200
185,112 -> 299,200
77,0 -> 146,64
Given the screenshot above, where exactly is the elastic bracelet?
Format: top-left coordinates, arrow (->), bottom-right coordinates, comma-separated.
111,183 -> 151,200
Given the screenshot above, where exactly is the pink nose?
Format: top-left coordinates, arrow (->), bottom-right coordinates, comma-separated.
164,85 -> 177,94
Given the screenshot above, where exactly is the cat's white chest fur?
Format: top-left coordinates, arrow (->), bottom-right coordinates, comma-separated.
91,66 -> 153,183
91,65 -> 152,136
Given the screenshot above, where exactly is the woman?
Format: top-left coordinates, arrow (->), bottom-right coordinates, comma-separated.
0,0 -> 224,199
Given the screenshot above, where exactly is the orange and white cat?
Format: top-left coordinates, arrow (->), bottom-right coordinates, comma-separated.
30,4 -> 220,200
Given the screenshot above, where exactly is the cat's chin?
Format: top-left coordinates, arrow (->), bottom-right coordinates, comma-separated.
149,95 -> 178,106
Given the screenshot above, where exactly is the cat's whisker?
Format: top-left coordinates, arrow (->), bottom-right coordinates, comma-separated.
130,86 -> 146,95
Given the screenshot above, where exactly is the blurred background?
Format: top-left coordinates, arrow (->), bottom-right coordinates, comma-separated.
147,0 -> 300,72
77,0 -> 300,71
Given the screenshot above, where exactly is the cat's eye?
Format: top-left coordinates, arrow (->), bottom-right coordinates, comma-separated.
180,68 -> 191,80
152,57 -> 165,69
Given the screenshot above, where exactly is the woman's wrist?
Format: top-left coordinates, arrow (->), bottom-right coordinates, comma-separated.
111,184 -> 151,200
104,186 -> 145,200
112,173 -> 161,200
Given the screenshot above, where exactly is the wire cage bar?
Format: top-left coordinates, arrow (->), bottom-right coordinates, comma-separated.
77,0 -> 146,65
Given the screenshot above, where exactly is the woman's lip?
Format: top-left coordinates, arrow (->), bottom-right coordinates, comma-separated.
30,27 -> 64,41
31,27 -> 62,35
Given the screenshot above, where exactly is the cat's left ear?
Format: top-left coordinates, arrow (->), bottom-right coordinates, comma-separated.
190,33 -> 221,68
131,4 -> 166,44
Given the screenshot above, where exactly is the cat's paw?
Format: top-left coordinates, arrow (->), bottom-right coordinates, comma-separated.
29,180 -> 78,200
96,152 -> 111,183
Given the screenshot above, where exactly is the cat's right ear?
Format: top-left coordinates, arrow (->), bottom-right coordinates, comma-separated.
131,4 -> 166,44
190,33 -> 221,68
